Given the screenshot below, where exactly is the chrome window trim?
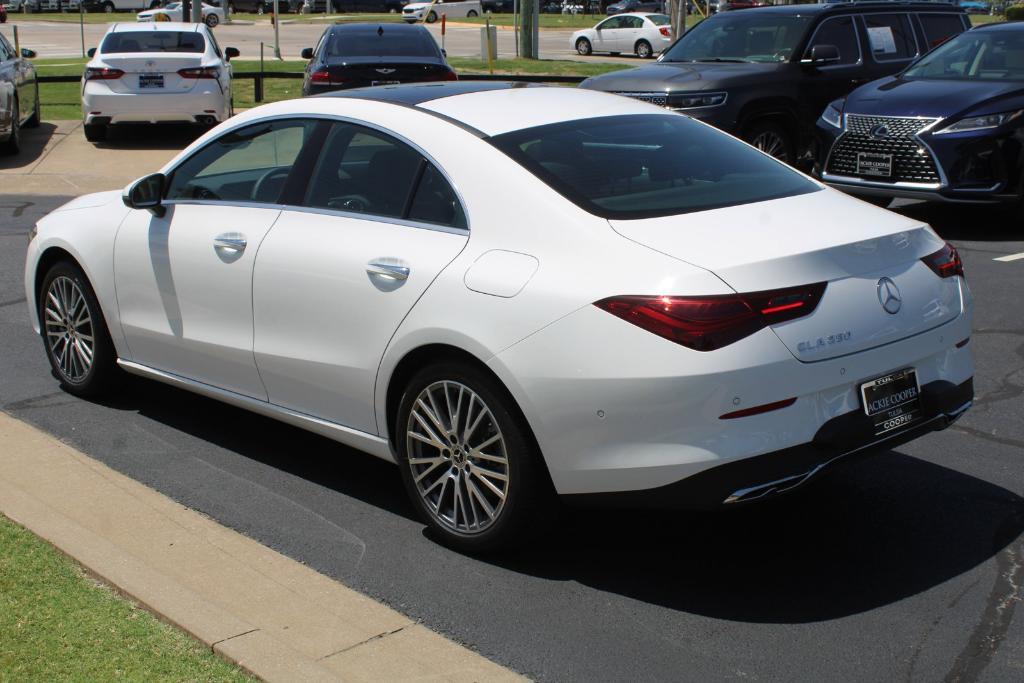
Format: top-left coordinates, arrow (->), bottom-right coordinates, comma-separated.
161,112 -> 472,232
859,12 -> 921,64
802,14 -> 864,69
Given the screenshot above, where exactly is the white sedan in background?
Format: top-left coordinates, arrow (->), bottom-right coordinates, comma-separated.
28,84 -> 973,552
402,0 -> 481,23
137,2 -> 225,28
572,12 -> 672,58
81,22 -> 238,142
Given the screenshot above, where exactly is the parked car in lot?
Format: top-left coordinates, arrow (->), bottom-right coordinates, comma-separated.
137,2 -> 225,28
82,0 -> 161,12
1,33 -> 39,154
227,0 -> 296,13
606,0 -> 662,15
81,22 -> 238,142
481,0 -> 512,11
402,0 -> 480,23
572,13 -> 671,58
581,2 -> 970,165
958,0 -> 989,15
25,83 -> 974,551
301,23 -> 455,95
0,5 -> 7,23
819,21 -> 1024,215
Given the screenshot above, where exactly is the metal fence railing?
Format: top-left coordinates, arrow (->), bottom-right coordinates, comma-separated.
37,72 -> 586,103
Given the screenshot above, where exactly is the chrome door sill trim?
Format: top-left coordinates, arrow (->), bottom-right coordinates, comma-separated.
117,359 -> 395,463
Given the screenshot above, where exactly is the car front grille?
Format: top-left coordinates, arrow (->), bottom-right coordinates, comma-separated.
614,91 -> 669,107
825,115 -> 942,185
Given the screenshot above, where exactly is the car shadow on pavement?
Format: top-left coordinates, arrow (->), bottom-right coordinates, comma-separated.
96,375 -> 1024,625
93,124 -> 209,150
0,122 -> 58,170
890,201 -> 1021,242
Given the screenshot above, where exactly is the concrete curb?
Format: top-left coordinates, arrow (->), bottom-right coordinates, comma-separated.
0,412 -> 524,683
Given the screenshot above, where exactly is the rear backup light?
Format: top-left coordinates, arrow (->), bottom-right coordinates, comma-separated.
595,283 -> 827,352
719,397 -> 797,420
659,27 -> 671,37
84,67 -> 124,81
178,67 -> 219,79
921,242 -> 964,279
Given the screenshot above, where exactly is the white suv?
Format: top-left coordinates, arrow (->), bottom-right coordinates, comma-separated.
81,22 -> 237,142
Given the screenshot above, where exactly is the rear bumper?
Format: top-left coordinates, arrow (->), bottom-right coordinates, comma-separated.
83,88 -> 228,125
565,377 -> 973,509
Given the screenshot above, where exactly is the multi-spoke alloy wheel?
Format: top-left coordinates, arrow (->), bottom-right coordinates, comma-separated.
406,380 -> 510,535
44,276 -> 95,384
744,121 -> 792,163
39,262 -> 117,397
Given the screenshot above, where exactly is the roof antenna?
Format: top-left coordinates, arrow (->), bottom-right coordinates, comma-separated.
378,25 -> 384,37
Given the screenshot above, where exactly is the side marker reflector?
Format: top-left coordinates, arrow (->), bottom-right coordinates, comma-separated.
720,397 -> 797,420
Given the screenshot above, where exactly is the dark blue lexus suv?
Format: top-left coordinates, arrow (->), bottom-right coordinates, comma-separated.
817,21 -> 1024,214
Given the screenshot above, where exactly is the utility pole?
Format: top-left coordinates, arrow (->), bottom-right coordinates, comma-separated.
183,0 -> 191,22
518,0 -> 538,59
191,0 -> 202,23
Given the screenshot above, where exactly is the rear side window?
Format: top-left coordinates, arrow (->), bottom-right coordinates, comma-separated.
326,28 -> 438,58
489,114 -> 820,220
918,13 -> 967,51
303,122 -> 466,229
864,14 -> 918,62
166,120 -> 316,204
804,16 -> 860,66
101,31 -> 205,54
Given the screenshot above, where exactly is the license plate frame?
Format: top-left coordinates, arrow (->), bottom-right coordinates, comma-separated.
857,151 -> 893,178
860,367 -> 922,436
138,73 -> 165,89
370,80 -> 401,86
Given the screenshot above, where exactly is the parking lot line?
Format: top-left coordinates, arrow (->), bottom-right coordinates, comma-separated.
993,252 -> 1024,262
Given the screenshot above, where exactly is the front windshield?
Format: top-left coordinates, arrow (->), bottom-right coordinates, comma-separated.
903,29 -> 1024,81
661,13 -> 812,63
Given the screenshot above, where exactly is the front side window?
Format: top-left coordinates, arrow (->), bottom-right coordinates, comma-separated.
166,120 -> 316,203
804,16 -> 860,66
661,13 -> 812,63
864,14 -> 918,62
101,31 -> 206,54
490,114 -> 819,220
304,122 -> 466,229
598,17 -> 625,31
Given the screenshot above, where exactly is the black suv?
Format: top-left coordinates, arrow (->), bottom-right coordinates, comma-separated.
581,2 -> 969,166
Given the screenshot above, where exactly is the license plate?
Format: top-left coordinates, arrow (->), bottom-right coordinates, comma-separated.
860,368 -> 922,436
857,151 -> 892,177
139,74 -> 164,89
371,80 -> 400,86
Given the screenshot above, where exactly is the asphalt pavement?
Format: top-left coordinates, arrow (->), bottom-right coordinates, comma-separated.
1,126 -> 1023,681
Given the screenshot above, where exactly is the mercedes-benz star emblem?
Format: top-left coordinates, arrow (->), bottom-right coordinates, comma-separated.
870,124 -> 890,139
877,277 -> 902,314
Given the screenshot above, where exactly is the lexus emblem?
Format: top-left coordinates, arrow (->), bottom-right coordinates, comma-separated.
870,124 -> 891,139
376,68 -> 396,75
877,277 -> 902,314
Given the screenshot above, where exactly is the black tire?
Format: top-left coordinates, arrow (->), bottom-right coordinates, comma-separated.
256,3 -> 265,14
3,99 -> 20,155
102,1 -> 114,12
205,13 -> 219,26
635,39 -> 652,58
83,123 -> 107,142
575,37 -> 592,55
24,88 -> 40,128
426,10 -> 437,22
467,9 -> 478,16
38,261 -> 120,398
395,361 -> 553,553
743,119 -> 794,164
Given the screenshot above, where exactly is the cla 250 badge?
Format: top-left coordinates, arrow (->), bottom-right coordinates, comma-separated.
797,331 -> 852,353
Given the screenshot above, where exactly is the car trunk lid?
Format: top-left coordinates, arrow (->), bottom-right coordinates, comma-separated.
609,190 -> 964,362
98,54 -> 206,94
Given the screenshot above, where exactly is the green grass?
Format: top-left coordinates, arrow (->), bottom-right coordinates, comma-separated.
33,55 -> 626,119
0,514 -> 252,681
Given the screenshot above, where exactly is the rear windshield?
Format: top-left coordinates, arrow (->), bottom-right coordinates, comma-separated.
326,29 -> 438,58
101,31 -> 205,54
489,114 -> 820,220
648,14 -> 670,26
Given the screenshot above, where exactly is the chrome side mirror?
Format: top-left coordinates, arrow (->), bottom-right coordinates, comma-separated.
123,173 -> 166,217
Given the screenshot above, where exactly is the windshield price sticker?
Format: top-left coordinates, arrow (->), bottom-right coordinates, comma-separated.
867,26 -> 898,54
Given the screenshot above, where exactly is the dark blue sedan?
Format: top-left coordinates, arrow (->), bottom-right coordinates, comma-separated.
816,21 -> 1024,214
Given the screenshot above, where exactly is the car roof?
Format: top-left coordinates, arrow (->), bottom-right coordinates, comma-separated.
109,22 -> 202,32
725,1 -> 964,15
326,21 -> 429,34
320,82 -> 658,137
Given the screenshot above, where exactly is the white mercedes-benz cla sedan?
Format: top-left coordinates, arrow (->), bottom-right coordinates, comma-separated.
25,83 -> 974,551
81,22 -> 238,142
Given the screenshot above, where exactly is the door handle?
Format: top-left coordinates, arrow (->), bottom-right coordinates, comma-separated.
213,234 -> 247,251
366,262 -> 409,281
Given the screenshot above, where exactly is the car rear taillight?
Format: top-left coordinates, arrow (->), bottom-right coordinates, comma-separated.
445,69 -> 459,81
310,69 -> 332,83
659,27 -> 671,37
594,282 -> 827,352
84,67 -> 124,81
177,67 -> 220,79
921,242 -> 964,279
